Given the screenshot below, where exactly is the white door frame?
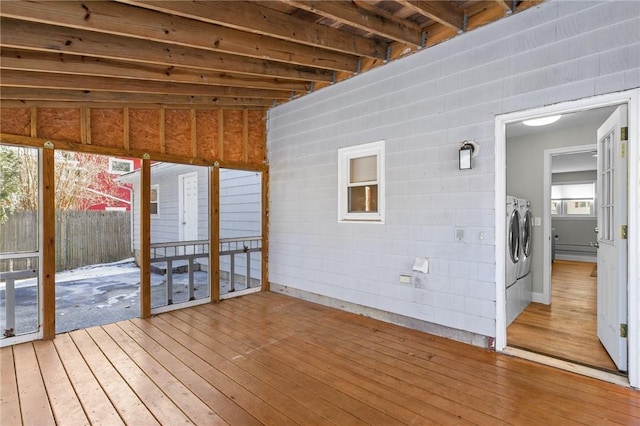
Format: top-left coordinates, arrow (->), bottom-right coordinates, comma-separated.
494,88 -> 639,388
540,144 -> 597,305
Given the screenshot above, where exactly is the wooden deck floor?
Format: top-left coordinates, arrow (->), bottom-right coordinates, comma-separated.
2,292 -> 639,425
507,260 -> 618,372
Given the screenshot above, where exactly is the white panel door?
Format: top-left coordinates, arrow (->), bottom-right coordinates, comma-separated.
179,172 -> 198,242
596,105 -> 628,371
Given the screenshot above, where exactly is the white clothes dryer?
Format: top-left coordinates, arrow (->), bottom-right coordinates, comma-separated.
505,196 -> 521,288
517,198 -> 533,279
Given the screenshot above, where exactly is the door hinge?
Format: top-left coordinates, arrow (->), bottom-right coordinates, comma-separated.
621,225 -> 628,240
621,126 -> 628,141
620,323 -> 628,338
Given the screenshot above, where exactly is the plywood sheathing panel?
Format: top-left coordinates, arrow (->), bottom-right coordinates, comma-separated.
129,109 -> 160,153
2,107 -> 267,167
37,108 -> 81,143
90,109 -> 124,148
223,110 -> 244,162
0,108 -> 30,136
196,110 -> 218,161
247,110 -> 266,164
164,109 -> 191,157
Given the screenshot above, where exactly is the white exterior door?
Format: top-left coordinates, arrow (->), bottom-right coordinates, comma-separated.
179,172 -> 198,242
596,105 -> 628,371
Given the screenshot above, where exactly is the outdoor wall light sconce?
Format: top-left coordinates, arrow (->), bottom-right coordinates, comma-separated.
458,140 -> 478,170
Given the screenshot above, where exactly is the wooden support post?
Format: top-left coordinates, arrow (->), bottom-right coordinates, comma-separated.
42,144 -> 56,339
210,165 -> 220,302
261,169 -> 269,292
140,156 -> 151,318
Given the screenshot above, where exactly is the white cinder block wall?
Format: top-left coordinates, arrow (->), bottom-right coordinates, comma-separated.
267,0 -> 640,343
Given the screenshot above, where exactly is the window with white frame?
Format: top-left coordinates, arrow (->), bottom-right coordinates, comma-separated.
150,184 -> 159,216
109,157 -> 134,174
338,140 -> 385,223
551,181 -> 596,217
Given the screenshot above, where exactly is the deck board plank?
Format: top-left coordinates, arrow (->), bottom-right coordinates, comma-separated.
69,329 -> 161,426
52,333 -> 125,426
140,314 -> 334,425
229,293 -> 640,424
2,292 -> 639,425
0,347 -> 22,425
186,302 -> 474,425
83,326 -> 196,425
115,320 -> 262,426
100,322 -> 228,425
33,340 -> 90,425
208,295 -> 582,425
127,316 -> 300,426
12,343 -> 56,426
166,308 -> 397,426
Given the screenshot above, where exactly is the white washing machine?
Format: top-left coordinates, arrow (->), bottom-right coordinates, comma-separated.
505,196 -> 521,289
517,198 -> 533,279
507,198 -> 533,326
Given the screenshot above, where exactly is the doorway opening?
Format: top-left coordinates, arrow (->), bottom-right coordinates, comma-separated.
495,89 -> 639,388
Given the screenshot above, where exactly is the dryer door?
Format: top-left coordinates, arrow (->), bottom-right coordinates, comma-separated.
522,210 -> 533,258
508,209 -> 521,264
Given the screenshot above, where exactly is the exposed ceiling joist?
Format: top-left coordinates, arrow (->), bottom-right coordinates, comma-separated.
116,0 -> 387,59
1,69 -> 293,99
0,18 -> 333,83
284,0 -> 423,47
0,0 -> 541,109
396,0 -> 465,32
0,50 -> 310,92
0,87 -> 274,108
0,0 -> 358,73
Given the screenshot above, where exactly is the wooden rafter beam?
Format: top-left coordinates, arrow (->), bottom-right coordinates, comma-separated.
0,50 -> 311,93
0,70 -> 294,100
0,88 -> 275,108
285,0 -> 423,47
0,18 -> 333,83
396,0 -> 465,32
0,0 -> 357,73
494,0 -> 514,14
116,0 -> 387,60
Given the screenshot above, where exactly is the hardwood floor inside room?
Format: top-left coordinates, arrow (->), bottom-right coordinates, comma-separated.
508,260 -> 618,372
3,292 -> 638,425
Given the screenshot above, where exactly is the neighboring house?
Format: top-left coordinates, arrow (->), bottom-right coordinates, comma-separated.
118,164 -> 261,272
84,157 -> 141,211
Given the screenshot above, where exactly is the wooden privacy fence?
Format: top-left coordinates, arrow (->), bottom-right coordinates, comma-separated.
0,210 -> 131,272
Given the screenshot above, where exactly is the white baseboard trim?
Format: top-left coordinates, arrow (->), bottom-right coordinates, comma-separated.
531,291 -> 546,304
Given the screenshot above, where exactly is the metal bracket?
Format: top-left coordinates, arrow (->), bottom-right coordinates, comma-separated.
420,30 -> 427,49
143,153 -> 150,160
621,225 -> 628,240
213,161 -> 220,168
43,141 -> 54,149
621,323 -> 628,338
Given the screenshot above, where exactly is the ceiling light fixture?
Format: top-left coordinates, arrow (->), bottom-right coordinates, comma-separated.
523,115 -> 562,127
